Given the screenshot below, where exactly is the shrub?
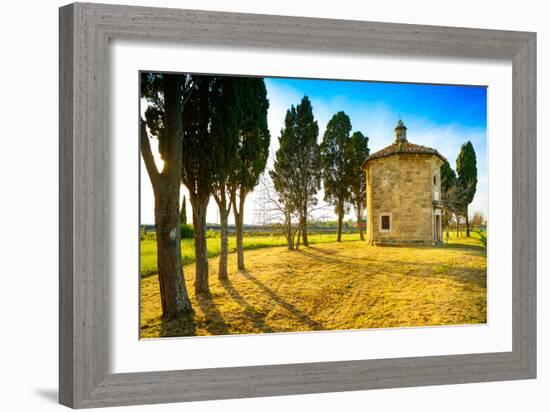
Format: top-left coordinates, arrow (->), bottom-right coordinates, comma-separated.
180,224 -> 194,239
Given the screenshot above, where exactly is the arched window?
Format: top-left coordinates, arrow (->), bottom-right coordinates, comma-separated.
433,175 -> 437,186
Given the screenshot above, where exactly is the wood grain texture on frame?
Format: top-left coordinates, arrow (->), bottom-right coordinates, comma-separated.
59,2 -> 536,408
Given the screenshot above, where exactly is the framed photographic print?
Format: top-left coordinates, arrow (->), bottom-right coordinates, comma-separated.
59,2 -> 536,408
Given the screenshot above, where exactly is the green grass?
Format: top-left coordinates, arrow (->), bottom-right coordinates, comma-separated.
140,235 -> 487,338
140,232 -> 361,277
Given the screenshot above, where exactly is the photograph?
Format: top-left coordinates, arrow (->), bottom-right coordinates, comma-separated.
139,72 -> 487,338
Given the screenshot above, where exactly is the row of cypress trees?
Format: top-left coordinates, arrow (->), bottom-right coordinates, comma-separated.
141,73 -> 270,319
270,96 -> 370,249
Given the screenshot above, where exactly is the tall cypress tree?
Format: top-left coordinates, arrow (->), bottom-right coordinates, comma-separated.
270,107 -> 301,249
228,79 -> 270,270
348,131 -> 370,240
181,75 -> 218,295
210,77 -> 242,280
292,96 -> 321,246
456,141 -> 478,237
320,111 -> 353,242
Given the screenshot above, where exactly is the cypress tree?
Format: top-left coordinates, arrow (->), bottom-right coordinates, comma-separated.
228,79 -> 270,270
348,131 -> 370,241
320,111 -> 353,242
440,159 -> 458,238
456,141 -> 478,237
181,75 -> 218,294
270,106 -> 301,249
140,72 -> 193,319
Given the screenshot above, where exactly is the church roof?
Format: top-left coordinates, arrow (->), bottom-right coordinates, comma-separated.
362,141 -> 447,169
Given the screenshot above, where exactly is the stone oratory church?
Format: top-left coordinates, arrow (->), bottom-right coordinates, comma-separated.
362,119 -> 446,245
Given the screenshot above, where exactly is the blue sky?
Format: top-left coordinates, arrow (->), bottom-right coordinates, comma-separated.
141,77 -> 487,225
263,77 -> 487,220
266,78 -> 487,133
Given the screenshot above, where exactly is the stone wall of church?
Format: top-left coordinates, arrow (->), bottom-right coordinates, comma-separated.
366,153 -> 441,244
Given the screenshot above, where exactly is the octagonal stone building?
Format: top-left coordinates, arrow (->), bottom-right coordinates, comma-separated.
362,119 -> 446,245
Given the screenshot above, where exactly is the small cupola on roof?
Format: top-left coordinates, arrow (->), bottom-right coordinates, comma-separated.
394,119 -> 407,143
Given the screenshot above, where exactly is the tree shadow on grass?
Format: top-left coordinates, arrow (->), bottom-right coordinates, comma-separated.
297,247 -> 486,292
239,269 -> 322,331
159,310 -> 196,337
295,247 -> 359,267
220,279 -> 274,333
195,293 -> 231,336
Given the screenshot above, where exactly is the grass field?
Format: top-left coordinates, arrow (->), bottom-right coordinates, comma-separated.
140,232 -> 361,277
140,233 -> 487,338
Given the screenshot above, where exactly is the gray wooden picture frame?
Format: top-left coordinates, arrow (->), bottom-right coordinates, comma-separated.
59,2 -> 537,408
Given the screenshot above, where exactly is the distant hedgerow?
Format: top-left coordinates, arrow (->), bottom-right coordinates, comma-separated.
180,224 -> 194,239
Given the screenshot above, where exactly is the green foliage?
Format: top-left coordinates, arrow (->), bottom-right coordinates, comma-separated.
181,75 -> 220,198
348,131 -> 370,214
270,105 -> 299,211
320,111 -> 353,216
228,78 -> 271,196
440,159 -> 457,193
295,96 -> 321,211
456,141 -> 478,208
270,95 -> 321,216
209,77 -> 244,195
141,73 -> 191,162
180,224 -> 194,239
440,159 -> 458,227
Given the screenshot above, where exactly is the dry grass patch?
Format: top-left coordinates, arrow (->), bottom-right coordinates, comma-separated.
140,237 -> 486,338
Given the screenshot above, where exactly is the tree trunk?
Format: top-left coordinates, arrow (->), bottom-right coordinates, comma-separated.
301,206 -> 309,247
216,195 -> 230,281
284,210 -> 294,250
190,194 -> 210,295
337,208 -> 344,243
180,195 -> 187,225
456,214 -> 460,238
357,202 -> 365,241
465,206 -> 470,237
154,190 -> 192,319
285,230 -> 293,250
232,189 -> 247,270
296,225 -> 302,250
